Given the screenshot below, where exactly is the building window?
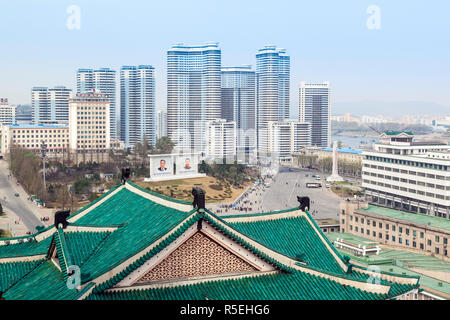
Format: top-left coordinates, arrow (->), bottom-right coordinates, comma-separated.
399,238 -> 403,244
427,240 -> 432,246
420,243 -> 424,250
420,232 -> 424,239
435,236 -> 440,243
406,240 -> 410,246
435,248 -> 440,255
392,236 -> 396,242
392,226 -> 396,232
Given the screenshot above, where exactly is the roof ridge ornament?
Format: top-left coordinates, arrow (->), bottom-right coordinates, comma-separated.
55,209 -> 70,229
297,196 -> 310,212
192,187 -> 206,212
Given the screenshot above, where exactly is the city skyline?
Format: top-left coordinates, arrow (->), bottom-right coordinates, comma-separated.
1,1 -> 449,118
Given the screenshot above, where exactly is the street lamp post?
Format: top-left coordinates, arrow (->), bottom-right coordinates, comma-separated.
41,141 -> 47,192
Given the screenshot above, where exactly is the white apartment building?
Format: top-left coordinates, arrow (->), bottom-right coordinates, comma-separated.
1,124 -> 69,155
299,82 -> 330,148
266,120 -> 311,160
362,131 -> 450,219
0,98 -> 15,125
68,91 -> 110,153
205,119 -> 237,160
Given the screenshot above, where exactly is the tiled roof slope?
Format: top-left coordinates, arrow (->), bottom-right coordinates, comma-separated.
0,181 -> 419,300
228,216 -> 345,274
0,236 -> 52,259
0,260 -> 43,292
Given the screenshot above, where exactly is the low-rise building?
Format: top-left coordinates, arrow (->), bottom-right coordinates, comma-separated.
340,199 -> 450,260
0,123 -> 69,156
266,120 -> 311,160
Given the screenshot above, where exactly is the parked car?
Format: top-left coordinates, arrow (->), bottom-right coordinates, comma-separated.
14,193 -> 19,197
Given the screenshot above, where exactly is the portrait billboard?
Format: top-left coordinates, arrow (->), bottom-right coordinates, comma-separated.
175,154 -> 199,176
150,155 -> 174,178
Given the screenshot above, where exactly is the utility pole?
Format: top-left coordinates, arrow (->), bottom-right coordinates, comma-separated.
41,141 -> 47,192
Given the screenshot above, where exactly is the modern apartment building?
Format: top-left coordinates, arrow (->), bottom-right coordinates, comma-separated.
362,131 -> 450,219
77,68 -> 117,139
120,65 -> 156,148
167,43 -> 221,152
299,81 -> 331,148
221,66 -> 256,154
205,119 -> 237,160
1,124 -> 69,156
256,46 -> 290,153
266,120 -> 311,160
68,91 -> 110,154
0,98 -> 15,125
341,200 -> 450,260
156,109 -> 167,139
31,86 -> 72,125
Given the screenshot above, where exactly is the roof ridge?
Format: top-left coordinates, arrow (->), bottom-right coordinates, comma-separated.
220,207 -> 299,220
126,180 -> 192,205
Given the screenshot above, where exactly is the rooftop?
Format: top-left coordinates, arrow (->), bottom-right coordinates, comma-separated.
327,232 -> 450,297
321,147 -> 362,155
8,124 -> 68,129
360,205 -> 450,232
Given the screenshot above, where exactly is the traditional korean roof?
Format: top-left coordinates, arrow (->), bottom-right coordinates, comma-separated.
0,181 -> 419,300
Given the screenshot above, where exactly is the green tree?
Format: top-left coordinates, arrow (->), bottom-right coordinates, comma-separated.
155,136 -> 175,154
73,178 -> 91,194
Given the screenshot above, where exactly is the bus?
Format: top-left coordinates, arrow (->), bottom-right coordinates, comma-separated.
306,182 -> 322,188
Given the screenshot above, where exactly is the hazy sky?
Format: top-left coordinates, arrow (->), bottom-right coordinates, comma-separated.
1,0 -> 449,117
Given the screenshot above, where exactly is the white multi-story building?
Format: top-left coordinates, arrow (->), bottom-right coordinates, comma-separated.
31,86 -> 72,125
1,124 -> 69,156
156,109 -> 167,139
362,131 -> 450,219
120,65 -> 156,148
299,82 -> 330,148
221,66 -> 256,154
0,98 -> 15,126
68,91 -> 110,153
167,43 -> 221,152
77,68 -> 117,139
205,119 -> 237,160
266,120 -> 311,160
256,46 -> 290,153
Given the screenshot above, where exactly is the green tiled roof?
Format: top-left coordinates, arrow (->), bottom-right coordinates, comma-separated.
383,131 -> 414,136
228,216 -> 345,274
0,182 -> 420,300
0,236 -> 52,259
64,231 -> 111,268
0,260 -> 43,292
2,261 -> 84,300
361,204 -> 450,232
87,271 -> 389,300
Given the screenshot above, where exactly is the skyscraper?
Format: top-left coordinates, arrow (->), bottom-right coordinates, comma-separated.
156,109 -> 167,139
256,46 -> 290,153
31,86 -> 72,125
77,68 -> 117,139
221,66 -> 256,154
299,81 -> 331,147
120,65 -> 156,148
167,43 -> 221,151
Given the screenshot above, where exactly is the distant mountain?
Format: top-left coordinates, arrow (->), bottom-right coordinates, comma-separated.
332,101 -> 450,118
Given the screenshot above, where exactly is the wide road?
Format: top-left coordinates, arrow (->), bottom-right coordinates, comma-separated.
261,166 -> 342,219
0,160 -> 43,232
